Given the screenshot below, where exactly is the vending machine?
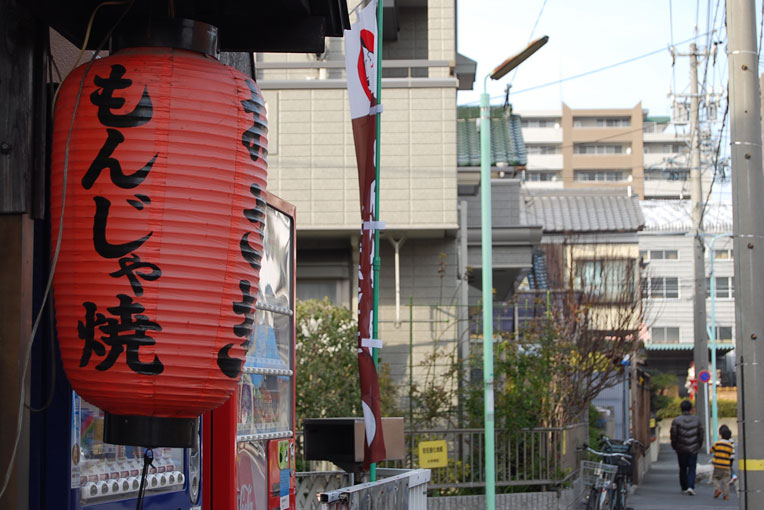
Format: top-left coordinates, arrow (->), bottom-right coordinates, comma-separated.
67,395 -> 203,509
204,193 -> 297,510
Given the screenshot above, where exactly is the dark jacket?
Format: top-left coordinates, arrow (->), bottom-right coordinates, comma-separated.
670,412 -> 704,454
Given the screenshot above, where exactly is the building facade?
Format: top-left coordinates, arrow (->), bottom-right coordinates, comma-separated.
515,104 -> 710,200
639,201 -> 736,388
256,1 -> 476,394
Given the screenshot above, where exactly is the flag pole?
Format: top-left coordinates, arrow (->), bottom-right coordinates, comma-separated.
370,0 -> 383,483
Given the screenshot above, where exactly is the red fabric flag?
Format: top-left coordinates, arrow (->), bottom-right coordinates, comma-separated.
345,0 -> 386,469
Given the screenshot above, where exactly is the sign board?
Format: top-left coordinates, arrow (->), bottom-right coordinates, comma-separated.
698,370 -> 711,383
418,440 -> 448,468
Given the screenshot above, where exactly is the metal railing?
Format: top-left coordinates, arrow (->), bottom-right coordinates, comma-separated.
318,469 -> 431,510
297,422 -> 587,491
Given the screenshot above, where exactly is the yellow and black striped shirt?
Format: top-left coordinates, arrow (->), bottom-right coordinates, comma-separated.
711,439 -> 734,469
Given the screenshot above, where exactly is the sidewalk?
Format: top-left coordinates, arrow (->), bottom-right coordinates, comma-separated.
629,443 -> 738,510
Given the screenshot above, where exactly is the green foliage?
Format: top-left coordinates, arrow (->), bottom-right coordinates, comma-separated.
647,370 -> 677,413
295,298 -> 398,427
656,397 -> 738,420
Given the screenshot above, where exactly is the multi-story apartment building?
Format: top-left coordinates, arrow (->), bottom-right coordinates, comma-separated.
254,1 -> 478,389
515,104 -> 709,199
639,200 -> 736,388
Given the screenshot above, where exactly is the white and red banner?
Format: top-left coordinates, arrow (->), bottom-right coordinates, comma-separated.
344,0 -> 386,470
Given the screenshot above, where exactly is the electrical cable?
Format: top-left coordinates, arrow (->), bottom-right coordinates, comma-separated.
508,0 -> 549,89
699,98 -> 729,227
0,0 -> 135,501
50,0 -> 129,116
461,31 -> 715,106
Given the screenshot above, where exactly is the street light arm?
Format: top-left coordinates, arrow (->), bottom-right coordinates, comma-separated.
490,36 -> 549,80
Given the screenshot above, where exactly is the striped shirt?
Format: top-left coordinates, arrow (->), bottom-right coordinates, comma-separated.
711,439 -> 734,469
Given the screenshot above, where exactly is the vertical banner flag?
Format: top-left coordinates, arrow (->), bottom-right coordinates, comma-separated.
345,0 -> 386,469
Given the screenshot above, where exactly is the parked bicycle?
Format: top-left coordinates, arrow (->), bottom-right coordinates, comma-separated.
579,442 -> 631,510
598,435 -> 645,510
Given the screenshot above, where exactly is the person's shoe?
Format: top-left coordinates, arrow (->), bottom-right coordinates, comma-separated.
724,494 -> 730,500
731,473 -> 738,485
687,488 -> 695,495
714,488 -> 722,498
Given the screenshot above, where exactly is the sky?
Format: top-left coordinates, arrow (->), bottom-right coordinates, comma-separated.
456,0 -> 758,116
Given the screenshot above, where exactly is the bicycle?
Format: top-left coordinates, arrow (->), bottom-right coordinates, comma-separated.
580,443 -> 631,510
598,436 -> 645,510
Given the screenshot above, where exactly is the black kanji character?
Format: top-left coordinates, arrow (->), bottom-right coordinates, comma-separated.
90,65 -> 153,128
109,253 -> 161,296
240,80 -> 268,163
217,280 -> 254,378
239,233 -> 263,271
78,301 -> 107,367
81,129 -> 156,190
93,196 -> 152,259
76,295 -> 164,374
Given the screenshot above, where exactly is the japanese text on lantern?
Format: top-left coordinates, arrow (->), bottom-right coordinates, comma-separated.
216,79 -> 267,379
77,64 -> 163,376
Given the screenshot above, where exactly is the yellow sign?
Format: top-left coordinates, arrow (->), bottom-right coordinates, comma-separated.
418,440 -> 448,468
739,459 -> 764,471
650,418 -> 656,428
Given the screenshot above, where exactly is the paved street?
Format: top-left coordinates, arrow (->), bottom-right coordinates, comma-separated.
629,443 -> 738,510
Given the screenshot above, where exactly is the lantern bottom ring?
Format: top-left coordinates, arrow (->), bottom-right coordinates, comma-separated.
103,413 -> 199,449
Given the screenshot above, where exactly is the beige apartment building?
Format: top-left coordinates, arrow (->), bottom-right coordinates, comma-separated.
254,1 -> 479,394
517,103 -> 700,199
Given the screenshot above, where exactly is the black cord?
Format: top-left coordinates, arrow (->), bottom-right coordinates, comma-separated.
136,448 -> 154,510
28,301 -> 57,413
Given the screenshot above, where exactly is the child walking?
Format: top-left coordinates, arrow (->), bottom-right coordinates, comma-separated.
711,425 -> 734,500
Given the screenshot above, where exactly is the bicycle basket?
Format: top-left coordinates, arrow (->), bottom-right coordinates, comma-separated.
581,460 -> 618,489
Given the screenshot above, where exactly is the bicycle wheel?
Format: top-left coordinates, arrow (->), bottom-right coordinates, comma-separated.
585,486 -> 602,510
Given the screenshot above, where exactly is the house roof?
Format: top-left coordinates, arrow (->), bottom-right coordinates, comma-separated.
640,200 -> 734,233
457,106 -> 527,168
521,189 -> 645,233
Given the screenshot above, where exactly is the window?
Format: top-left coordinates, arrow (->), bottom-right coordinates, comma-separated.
714,249 -> 733,260
526,171 -> 561,182
644,168 -> 690,181
705,276 -> 734,298
574,170 -> 628,182
573,117 -> 631,128
643,142 -> 687,153
651,326 -> 680,343
710,326 -> 733,342
576,259 -> 635,301
647,250 -> 678,260
520,119 -> 560,128
649,277 -> 679,298
526,144 -> 562,154
573,143 -> 630,155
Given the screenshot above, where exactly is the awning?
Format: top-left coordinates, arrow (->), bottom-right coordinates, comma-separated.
645,342 -> 735,352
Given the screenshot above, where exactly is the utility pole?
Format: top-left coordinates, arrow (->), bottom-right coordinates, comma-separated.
689,42 -> 710,435
727,0 -> 764,508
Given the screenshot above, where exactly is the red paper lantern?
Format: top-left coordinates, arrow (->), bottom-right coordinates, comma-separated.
50,21 -> 267,447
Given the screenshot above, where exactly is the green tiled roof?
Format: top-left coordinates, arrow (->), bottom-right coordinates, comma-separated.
457,106 -> 527,168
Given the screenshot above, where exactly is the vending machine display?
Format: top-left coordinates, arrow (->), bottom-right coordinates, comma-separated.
206,194 -> 296,510
68,393 -> 201,509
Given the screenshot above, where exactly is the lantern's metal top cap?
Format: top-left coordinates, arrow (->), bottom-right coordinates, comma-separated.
112,18 -> 219,58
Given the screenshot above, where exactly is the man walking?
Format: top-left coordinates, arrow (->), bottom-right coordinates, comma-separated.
670,400 -> 704,495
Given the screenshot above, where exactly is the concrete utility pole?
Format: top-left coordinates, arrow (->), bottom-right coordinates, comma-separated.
727,1 -> 764,508
689,42 -> 709,436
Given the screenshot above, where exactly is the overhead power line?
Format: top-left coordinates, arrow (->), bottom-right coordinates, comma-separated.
462,31 -> 716,106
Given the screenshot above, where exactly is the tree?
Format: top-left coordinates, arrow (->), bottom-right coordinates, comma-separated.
295,298 -> 398,427
464,242 -> 646,429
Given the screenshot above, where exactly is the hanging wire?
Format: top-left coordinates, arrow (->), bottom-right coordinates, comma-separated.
0,0 -> 135,502
508,0 -> 550,89
462,31 -> 714,106
135,449 -> 154,510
